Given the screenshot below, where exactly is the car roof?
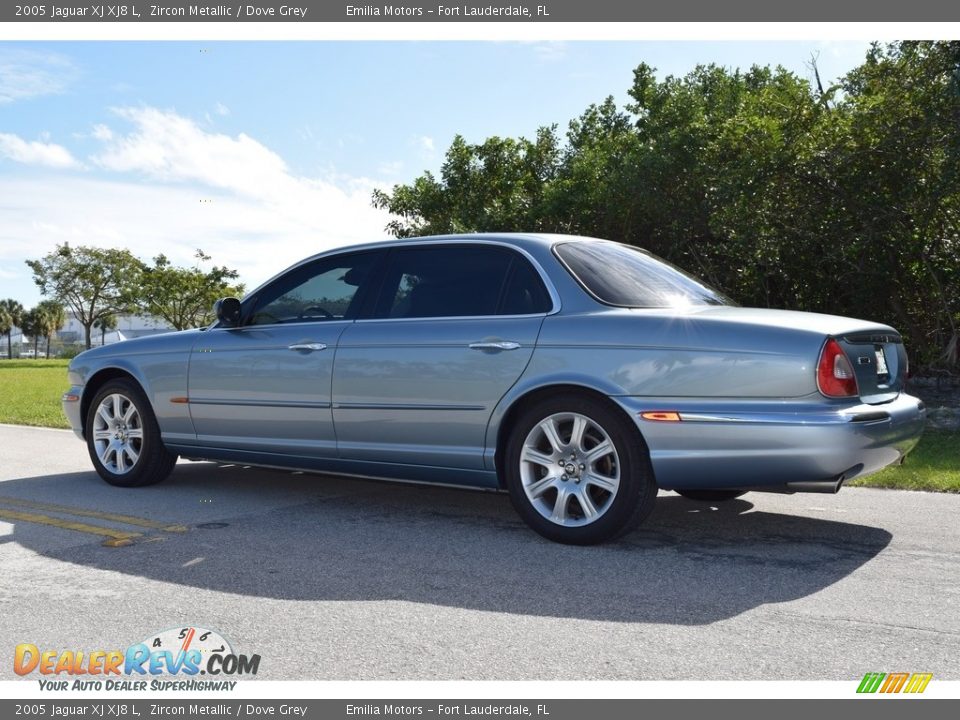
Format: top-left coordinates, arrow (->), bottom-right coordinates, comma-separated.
305,232 -> 604,259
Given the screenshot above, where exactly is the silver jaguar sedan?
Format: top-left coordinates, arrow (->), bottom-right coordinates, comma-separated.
63,234 -> 925,544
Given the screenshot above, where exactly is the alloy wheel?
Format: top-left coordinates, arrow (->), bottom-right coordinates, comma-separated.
91,393 -> 143,475
519,412 -> 621,527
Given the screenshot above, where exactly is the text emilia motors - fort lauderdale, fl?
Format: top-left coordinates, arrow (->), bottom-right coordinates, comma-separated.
346,5 -> 551,16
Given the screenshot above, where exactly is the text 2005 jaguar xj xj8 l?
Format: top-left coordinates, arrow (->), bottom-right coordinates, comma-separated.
63,234 -> 925,544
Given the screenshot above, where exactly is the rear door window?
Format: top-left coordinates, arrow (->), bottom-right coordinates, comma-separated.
500,256 -> 553,315
372,245 -> 551,319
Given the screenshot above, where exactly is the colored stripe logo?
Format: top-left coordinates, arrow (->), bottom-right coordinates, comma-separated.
857,672 -> 932,694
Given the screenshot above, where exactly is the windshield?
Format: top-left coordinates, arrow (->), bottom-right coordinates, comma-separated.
554,241 -> 733,308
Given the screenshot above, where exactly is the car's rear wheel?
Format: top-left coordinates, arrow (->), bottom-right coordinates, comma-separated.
85,379 -> 177,487
505,395 -> 657,545
676,489 -> 746,501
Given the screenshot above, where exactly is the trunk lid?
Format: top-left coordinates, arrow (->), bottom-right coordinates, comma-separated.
836,331 -> 907,405
647,306 -> 909,404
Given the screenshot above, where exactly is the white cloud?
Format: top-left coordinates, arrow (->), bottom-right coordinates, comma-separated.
0,133 -> 79,169
94,107 -> 296,199
214,102 -> 230,116
0,174 -> 390,302
0,49 -> 77,104
90,107 -> 387,238
1,106 -> 392,304
91,124 -> 113,141
417,135 -> 435,153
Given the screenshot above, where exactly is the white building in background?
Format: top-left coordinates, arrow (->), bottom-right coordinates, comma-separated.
3,312 -> 174,356
57,311 -> 173,346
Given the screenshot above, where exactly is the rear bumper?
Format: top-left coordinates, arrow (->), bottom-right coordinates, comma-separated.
619,393 -> 926,492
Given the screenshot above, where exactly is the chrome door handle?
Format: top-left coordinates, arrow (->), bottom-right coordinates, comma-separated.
288,343 -> 327,352
469,341 -> 521,351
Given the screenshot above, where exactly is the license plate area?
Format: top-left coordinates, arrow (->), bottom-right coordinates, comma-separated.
874,345 -> 890,378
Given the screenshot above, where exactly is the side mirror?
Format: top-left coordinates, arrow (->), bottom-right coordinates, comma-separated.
214,297 -> 242,327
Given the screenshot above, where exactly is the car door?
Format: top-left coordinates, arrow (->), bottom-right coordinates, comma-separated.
332,243 -> 555,470
187,249 -> 383,458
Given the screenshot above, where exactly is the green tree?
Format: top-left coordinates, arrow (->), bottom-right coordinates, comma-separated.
19,308 -> 41,359
135,250 -> 244,331
93,313 -> 118,346
372,127 -> 562,237
0,299 -> 24,359
26,244 -> 143,349
35,300 -> 67,359
0,306 -> 11,359
372,41 -> 960,367
822,41 -> 960,365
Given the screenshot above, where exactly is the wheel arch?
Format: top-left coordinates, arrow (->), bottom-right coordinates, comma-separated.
491,382 -> 654,490
80,367 -> 149,440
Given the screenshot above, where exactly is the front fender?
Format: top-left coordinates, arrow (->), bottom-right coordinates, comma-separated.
71,349 -> 195,442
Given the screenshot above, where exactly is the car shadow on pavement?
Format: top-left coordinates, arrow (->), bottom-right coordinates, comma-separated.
2,462 -> 892,625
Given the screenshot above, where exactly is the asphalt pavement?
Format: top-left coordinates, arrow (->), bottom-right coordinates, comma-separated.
1,423 -> 958,680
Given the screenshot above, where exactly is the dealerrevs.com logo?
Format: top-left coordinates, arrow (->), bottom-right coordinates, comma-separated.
14,626 -> 260,691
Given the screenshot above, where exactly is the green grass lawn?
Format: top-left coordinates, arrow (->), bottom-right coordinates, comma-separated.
0,359 -> 71,428
850,429 -> 959,492
0,358 -> 957,490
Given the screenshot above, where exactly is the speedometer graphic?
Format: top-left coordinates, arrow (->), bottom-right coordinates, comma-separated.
141,626 -> 233,669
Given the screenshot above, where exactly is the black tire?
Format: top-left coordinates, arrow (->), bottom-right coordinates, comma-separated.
85,378 -> 177,488
504,394 -> 657,545
676,489 -> 746,502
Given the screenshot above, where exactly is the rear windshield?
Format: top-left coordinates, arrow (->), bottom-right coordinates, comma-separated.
554,241 -> 732,308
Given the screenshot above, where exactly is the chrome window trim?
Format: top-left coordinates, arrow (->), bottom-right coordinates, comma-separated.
355,314 -> 544,324
228,238 -> 561,329
207,318 -> 355,333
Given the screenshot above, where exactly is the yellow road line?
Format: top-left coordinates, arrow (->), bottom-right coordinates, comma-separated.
0,509 -> 143,547
0,495 -> 187,532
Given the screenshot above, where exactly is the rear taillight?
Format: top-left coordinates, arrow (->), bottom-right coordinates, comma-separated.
817,338 -> 859,398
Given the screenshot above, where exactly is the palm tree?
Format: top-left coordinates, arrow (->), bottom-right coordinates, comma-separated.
0,299 -> 24,359
93,313 -> 118,346
20,308 -> 41,359
36,300 -> 67,359
0,306 -> 11,359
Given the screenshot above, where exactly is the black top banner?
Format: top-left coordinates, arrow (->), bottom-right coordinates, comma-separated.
4,0 -> 960,22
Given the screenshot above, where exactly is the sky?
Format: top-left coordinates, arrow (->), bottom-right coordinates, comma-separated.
0,40 -> 874,309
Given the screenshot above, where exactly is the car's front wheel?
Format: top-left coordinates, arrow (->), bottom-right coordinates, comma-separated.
85,379 -> 177,487
504,395 -> 657,545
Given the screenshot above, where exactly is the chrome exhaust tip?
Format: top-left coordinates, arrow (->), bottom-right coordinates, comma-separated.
784,477 -> 845,494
